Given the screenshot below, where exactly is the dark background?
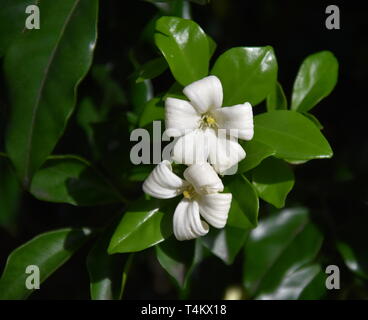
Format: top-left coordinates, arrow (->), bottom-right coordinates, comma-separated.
0,0 -> 367,299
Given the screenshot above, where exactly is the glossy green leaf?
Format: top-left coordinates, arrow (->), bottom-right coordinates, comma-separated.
252,157 -> 295,208
0,157 -> 22,233
243,208 -> 324,299
87,223 -> 128,300
0,228 -> 91,299
237,140 -> 275,173
226,175 -> 259,228
30,155 -> 122,206
156,237 -> 205,289
266,81 -> 288,111
134,57 -> 168,83
291,51 -> 338,112
108,200 -> 174,254
139,97 -> 165,128
155,16 -> 209,86
0,0 -> 37,57
337,241 -> 368,280
254,110 -> 333,161
257,264 -> 323,300
207,35 -> 217,59
131,80 -> 153,118
5,0 -> 98,186
211,47 -> 278,106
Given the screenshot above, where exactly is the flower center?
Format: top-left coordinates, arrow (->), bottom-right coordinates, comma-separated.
200,113 -> 217,129
182,185 -> 196,199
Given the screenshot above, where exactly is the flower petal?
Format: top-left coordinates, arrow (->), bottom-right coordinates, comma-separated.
183,75 -> 223,114
165,97 -> 201,137
173,199 -> 209,241
212,102 -> 254,140
206,129 -> 246,174
183,162 -> 223,194
171,129 -> 209,165
143,160 -> 187,199
198,193 -> 232,228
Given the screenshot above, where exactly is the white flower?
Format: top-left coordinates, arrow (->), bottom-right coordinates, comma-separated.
143,160 -> 232,241
165,75 -> 254,174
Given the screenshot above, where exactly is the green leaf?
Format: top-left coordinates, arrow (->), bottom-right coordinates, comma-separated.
303,112 -> 324,130
139,97 -> 165,128
5,0 -> 98,186
259,264 -> 324,300
156,237 -> 205,289
207,35 -> 217,59
30,155 -> 122,206
337,241 -> 368,280
266,81 -> 288,111
201,226 -> 249,265
211,46 -> 278,106
0,0 -> 37,57
291,51 -> 338,112
237,140 -> 275,173
134,57 -> 168,83
0,228 -> 91,299
155,16 -> 210,86
0,157 -> 22,233
108,199 -> 174,254
226,175 -> 259,228
252,157 -> 295,208
254,110 -> 333,161
243,207 -> 324,299
87,223 -> 128,300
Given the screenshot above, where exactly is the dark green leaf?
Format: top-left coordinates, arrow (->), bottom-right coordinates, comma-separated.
134,57 -> 168,83
108,199 -> 174,254
291,51 -> 338,112
0,228 -> 91,299
30,155 -> 122,206
237,140 -> 275,173
0,0 -> 37,57
254,110 -> 333,161
201,226 -> 249,265
156,237 -> 205,289
243,207 -> 324,299
87,223 -> 128,300
139,97 -> 165,128
266,81 -> 288,111
5,0 -> 98,186
337,241 -> 368,280
226,175 -> 259,228
155,16 -> 209,86
252,157 -> 295,208
211,47 -> 277,106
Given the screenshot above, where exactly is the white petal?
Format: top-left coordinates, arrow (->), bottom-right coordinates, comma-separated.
142,160 -> 187,199
171,129 -> 209,165
173,199 -> 209,241
212,102 -> 254,140
183,162 -> 223,194
183,75 -> 223,114
165,97 -> 201,137
198,193 -> 232,228
206,129 -> 246,174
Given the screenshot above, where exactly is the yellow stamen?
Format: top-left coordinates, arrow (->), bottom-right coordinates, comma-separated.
183,190 -> 191,199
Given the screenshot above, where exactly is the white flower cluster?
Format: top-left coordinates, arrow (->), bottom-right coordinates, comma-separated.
143,76 -> 254,240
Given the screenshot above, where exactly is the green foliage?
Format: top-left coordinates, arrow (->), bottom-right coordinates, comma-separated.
211,47 -> 277,106
291,51 -> 338,113
243,208 -> 325,299
4,0 -> 99,187
0,228 -> 91,299
0,0 -> 339,300
155,16 -> 210,86
254,110 -> 333,161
